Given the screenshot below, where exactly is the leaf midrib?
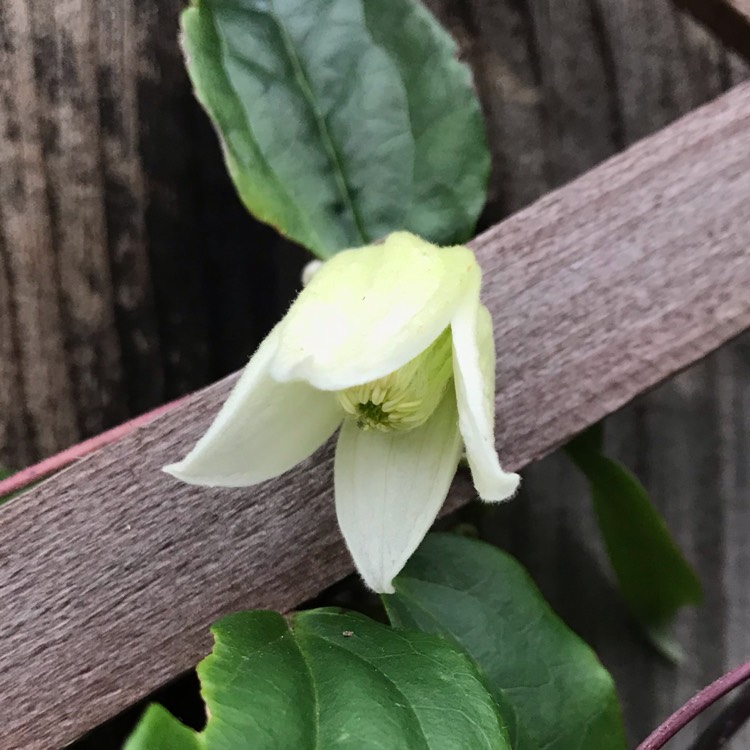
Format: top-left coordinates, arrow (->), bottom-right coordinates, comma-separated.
266,0 -> 368,247
299,627 -> 433,750
393,577 -> 615,750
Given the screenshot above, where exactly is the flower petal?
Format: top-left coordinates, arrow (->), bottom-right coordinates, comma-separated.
165,326 -> 343,487
334,390 -> 462,593
452,301 -> 520,501
270,232 -> 480,390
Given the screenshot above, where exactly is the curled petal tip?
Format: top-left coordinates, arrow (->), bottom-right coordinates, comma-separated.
509,473 -> 522,496
482,471 -> 521,503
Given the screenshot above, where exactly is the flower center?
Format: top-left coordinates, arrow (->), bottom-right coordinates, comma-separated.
337,328 -> 453,433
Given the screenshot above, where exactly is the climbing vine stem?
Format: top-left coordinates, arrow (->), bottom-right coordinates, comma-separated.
637,659 -> 750,750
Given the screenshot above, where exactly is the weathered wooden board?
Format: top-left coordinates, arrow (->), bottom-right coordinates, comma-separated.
2,0 -> 743,469
3,0 -> 750,748
426,2 -> 750,745
674,0 -> 750,60
0,0 -> 304,467
430,0 -> 750,747
2,80 -> 750,748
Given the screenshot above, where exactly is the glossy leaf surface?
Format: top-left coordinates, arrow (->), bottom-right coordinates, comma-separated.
386,533 -> 628,750
182,0 -> 489,257
125,608 -> 511,749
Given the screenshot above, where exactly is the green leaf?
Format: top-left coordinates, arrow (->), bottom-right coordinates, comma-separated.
126,609 -> 511,749
566,422 -> 604,454
566,441 -> 703,649
181,0 -> 489,258
385,533 -> 628,750
125,705 -> 203,750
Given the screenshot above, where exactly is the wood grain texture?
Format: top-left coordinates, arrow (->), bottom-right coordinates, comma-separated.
3,80 -> 750,749
0,0 -> 80,463
3,0 -> 750,747
0,0 -> 304,466
424,2 -> 750,744
674,0 -> 750,61
566,9 -> 749,744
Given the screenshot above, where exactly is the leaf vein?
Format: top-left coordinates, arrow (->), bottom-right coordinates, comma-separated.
266,0 -> 368,247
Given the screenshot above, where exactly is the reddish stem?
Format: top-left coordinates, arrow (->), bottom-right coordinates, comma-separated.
689,683 -> 750,749
637,659 -> 750,750
0,396 -> 190,498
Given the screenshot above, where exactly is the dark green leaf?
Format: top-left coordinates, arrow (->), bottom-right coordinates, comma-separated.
566,422 -> 604,454
567,442 -> 703,647
126,609 -> 511,749
385,533 -> 627,750
182,0 -> 489,258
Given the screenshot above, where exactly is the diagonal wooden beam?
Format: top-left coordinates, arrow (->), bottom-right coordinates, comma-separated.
673,0 -> 750,61
2,81 -> 750,749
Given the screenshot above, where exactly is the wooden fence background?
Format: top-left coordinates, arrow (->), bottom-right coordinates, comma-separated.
1,0 -> 749,747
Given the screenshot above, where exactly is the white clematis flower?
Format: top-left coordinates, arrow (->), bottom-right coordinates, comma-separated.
165,232 -> 519,593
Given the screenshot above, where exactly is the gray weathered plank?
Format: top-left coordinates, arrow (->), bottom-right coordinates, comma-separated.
0,0 -> 304,466
553,6 -> 748,744
423,2 -> 750,745
0,0 -> 81,463
2,80 -> 750,749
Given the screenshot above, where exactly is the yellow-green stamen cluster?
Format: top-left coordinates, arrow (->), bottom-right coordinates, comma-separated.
337,328 -> 453,432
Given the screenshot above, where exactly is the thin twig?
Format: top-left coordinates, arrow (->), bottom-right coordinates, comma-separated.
637,660 -> 750,750
688,683 -> 750,750
0,396 -> 190,498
